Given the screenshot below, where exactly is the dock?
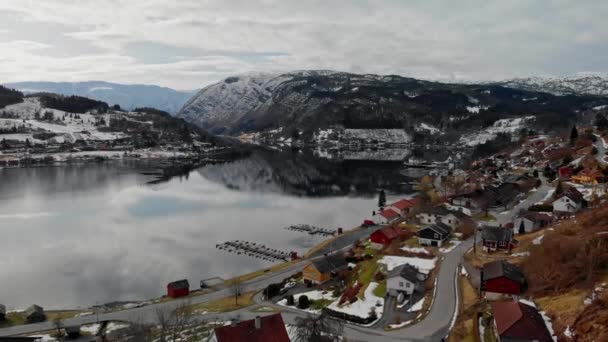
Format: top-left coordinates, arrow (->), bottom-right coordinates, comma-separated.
215,240 -> 293,262
284,224 -> 336,237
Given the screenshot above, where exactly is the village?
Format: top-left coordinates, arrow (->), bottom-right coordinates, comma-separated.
1,123 -> 607,342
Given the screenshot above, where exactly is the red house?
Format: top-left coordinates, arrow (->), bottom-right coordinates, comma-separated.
491,301 -> 553,342
558,166 -> 573,179
376,208 -> 400,224
370,226 -> 408,249
214,313 -> 290,342
389,198 -> 420,216
481,260 -> 527,296
167,279 -> 190,298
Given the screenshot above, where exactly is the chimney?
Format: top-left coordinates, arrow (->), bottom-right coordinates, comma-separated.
254,316 -> 261,330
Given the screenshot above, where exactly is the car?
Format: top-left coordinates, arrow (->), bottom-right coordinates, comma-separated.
279,281 -> 297,294
362,220 -> 375,227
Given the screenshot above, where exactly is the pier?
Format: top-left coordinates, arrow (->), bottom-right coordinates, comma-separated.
215,240 -> 293,262
284,224 -> 336,237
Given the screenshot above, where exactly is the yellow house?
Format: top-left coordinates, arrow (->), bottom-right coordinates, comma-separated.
303,254 -> 348,285
572,168 -> 602,185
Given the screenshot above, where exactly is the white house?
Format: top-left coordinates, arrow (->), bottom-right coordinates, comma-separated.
374,208 -> 400,224
417,206 -> 450,225
513,211 -> 553,234
440,210 -> 472,229
552,188 -> 584,214
386,264 -> 426,296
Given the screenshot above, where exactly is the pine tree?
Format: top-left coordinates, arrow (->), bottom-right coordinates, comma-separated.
555,180 -> 564,197
378,190 -> 386,209
570,126 -> 578,145
518,220 -> 526,234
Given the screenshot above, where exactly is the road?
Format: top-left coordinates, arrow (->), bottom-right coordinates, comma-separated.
493,174 -> 552,226
594,134 -> 607,166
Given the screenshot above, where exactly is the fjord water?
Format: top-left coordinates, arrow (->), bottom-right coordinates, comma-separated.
0,149 -> 414,309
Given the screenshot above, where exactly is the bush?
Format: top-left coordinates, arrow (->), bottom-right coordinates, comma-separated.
264,283 -> 282,298
374,271 -> 385,282
297,295 -> 310,309
286,295 -> 295,306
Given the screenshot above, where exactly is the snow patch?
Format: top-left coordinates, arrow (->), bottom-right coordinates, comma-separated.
378,256 -> 437,274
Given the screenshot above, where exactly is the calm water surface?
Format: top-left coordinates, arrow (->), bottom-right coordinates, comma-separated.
0,150 -> 415,309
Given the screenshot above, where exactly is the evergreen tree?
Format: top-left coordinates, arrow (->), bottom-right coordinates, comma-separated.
595,113 -> 608,130
533,169 -> 539,178
555,180 -> 564,197
378,189 -> 386,208
518,220 -> 526,234
570,126 -> 578,145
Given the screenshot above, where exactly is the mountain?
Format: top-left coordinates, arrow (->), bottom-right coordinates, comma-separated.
497,73 -> 608,97
3,81 -> 195,114
177,70 -> 608,143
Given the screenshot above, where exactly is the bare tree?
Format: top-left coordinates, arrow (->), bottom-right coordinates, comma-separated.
292,311 -> 344,342
155,300 -> 195,342
114,316 -> 154,342
230,277 -> 243,306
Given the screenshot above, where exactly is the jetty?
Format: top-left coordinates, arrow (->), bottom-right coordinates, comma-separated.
284,224 -> 336,237
215,240 -> 293,262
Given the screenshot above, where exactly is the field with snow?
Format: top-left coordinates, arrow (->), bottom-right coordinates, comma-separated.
378,256 -> 437,274
326,282 -> 384,324
459,116 -> 536,146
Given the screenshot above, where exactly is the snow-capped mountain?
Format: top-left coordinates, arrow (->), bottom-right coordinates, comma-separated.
177,72 -> 290,134
498,73 -> 608,96
3,81 -> 195,114
178,70 -> 608,145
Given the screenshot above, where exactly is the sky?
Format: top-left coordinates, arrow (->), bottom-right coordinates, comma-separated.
0,0 -> 607,90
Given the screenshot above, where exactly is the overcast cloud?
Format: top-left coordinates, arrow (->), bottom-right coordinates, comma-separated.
0,0 -> 606,90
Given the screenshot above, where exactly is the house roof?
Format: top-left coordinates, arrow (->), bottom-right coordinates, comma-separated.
447,210 -> 471,220
419,205 -> 451,216
483,260 -> 526,285
481,226 -> 514,242
379,208 -> 400,220
311,253 -> 348,274
214,313 -> 290,342
24,305 -> 43,317
519,211 -> 553,223
419,222 -> 452,236
387,263 -> 424,284
167,279 -> 190,290
554,186 -> 584,204
372,226 -> 403,241
390,199 -> 417,211
491,301 -> 553,342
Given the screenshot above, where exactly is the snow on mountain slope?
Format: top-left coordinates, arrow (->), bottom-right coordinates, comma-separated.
3,81 -> 194,114
0,98 -> 127,143
177,72 -> 291,134
499,73 -> 608,96
459,116 -> 535,146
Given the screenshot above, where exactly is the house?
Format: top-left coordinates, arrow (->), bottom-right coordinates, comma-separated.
481,226 -> 517,252
481,260 -> 527,296
214,313 -> 290,342
552,187 -> 584,214
0,304 -> 5,321
417,206 -> 450,225
440,210 -> 473,229
375,208 -> 400,224
417,223 -> 452,247
167,279 -> 190,298
386,264 -> 426,296
24,305 -> 45,323
513,211 -> 554,234
572,168 -> 603,185
370,226 -> 408,249
303,253 -> 348,285
491,301 -> 553,342
388,198 -> 419,216
558,166 -> 573,179
450,190 -> 492,214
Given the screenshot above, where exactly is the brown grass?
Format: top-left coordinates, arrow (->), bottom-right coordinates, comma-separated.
185,291 -> 256,314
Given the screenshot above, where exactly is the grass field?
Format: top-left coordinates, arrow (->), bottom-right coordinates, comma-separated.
185,291 -> 257,314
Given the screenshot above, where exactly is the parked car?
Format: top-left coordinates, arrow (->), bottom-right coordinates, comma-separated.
280,281 -> 297,294
362,220 -> 375,227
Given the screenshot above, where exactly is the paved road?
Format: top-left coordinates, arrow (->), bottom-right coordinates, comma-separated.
493,174 -> 551,226
594,134 -> 607,166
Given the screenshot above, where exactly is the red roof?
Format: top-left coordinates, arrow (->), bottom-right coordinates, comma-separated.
214,313 -> 290,342
379,208 -> 400,220
374,226 -> 402,240
491,301 -> 553,342
390,199 -> 416,211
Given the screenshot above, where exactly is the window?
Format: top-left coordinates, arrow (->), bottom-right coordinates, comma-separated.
406,283 -> 411,288
434,233 -> 439,239
399,281 -> 404,287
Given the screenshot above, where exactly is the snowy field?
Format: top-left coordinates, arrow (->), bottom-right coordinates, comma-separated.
378,256 -> 437,274
459,116 -> 536,146
326,282 -> 384,324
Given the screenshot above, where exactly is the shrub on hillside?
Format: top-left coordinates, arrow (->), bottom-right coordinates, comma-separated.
297,295 -> 310,309
522,205 -> 608,296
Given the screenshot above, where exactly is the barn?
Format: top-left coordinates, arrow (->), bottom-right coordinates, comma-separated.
370,226 -> 408,249
167,279 -> 190,298
481,260 -> 527,296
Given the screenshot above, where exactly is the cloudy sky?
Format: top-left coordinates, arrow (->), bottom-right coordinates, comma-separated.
0,0 -> 606,90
